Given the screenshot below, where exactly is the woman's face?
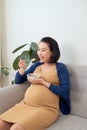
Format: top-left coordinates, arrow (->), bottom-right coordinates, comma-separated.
37,42 -> 52,63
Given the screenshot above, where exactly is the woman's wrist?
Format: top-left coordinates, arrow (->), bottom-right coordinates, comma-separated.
42,80 -> 50,88
19,68 -> 25,75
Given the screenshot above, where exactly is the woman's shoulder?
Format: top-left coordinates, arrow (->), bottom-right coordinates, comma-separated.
56,62 -> 69,74
56,62 -> 67,68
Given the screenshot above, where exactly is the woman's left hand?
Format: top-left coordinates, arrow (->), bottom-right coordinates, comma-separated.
27,77 -> 50,88
27,77 -> 43,84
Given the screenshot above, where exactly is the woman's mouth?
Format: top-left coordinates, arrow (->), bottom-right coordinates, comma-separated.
39,56 -> 44,60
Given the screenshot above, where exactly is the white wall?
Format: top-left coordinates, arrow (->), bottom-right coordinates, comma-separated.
1,0 -> 87,85
0,0 -> 1,87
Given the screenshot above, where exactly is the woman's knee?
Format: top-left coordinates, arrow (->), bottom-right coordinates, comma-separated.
0,119 -> 4,126
10,123 -> 25,130
0,119 -> 8,126
0,119 -> 12,129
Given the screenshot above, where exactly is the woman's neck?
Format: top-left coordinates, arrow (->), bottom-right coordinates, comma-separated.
40,62 -> 56,73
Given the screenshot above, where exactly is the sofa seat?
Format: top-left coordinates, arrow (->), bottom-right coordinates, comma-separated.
47,115 -> 87,130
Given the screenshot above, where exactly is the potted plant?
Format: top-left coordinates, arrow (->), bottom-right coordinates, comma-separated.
0,66 -> 10,76
0,66 -> 11,87
12,42 -> 38,70
0,42 -> 38,86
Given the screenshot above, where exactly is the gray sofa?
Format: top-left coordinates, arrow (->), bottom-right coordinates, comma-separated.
0,64 -> 87,130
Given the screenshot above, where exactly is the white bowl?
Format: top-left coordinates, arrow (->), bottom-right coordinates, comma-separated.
27,73 -> 40,79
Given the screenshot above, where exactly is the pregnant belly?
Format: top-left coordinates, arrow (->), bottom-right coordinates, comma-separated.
23,84 -> 59,108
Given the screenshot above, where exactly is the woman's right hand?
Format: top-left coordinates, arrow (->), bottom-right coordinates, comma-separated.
18,59 -> 27,75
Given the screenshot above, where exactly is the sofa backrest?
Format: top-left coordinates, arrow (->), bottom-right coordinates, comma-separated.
67,64 -> 87,119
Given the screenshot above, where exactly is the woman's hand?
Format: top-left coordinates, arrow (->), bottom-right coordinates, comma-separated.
18,59 -> 27,75
27,77 -> 43,84
27,77 -> 50,88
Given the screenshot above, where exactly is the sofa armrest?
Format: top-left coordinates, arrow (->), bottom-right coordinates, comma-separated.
0,81 -> 30,114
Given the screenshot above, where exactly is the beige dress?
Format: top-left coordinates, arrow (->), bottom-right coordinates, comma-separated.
0,66 -> 60,130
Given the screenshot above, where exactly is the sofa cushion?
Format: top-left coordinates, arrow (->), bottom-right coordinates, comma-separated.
67,64 -> 87,118
0,82 -> 29,114
47,115 -> 87,130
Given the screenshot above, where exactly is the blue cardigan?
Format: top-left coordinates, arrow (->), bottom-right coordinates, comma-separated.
15,62 -> 71,115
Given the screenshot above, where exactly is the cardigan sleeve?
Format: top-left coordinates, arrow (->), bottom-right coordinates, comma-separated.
15,62 -> 42,84
49,63 -> 70,100
49,63 -> 71,114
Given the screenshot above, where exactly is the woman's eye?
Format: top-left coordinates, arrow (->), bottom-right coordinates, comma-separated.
42,50 -> 46,51
37,49 -> 46,52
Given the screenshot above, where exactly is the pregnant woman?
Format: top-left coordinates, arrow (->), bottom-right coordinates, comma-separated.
0,37 -> 70,130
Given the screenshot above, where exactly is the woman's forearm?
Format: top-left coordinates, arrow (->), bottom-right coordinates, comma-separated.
41,80 -> 51,88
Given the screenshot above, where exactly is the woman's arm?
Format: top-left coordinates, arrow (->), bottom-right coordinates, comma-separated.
49,63 -> 70,100
49,63 -> 70,114
15,61 -> 42,84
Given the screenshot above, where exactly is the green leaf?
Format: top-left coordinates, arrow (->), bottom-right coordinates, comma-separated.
12,44 -> 28,53
13,56 -> 20,70
30,42 -> 38,61
30,42 -> 38,51
20,51 -> 31,67
11,80 -> 15,84
1,67 -> 9,76
30,50 -> 38,60
13,51 -> 31,70
20,51 -> 30,59
12,42 -> 39,71
4,67 -> 10,70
